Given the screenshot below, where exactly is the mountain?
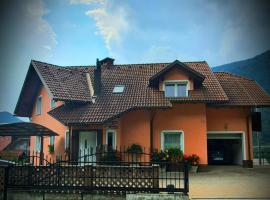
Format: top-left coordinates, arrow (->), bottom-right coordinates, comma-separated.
0,111 -> 23,124
213,50 -> 270,145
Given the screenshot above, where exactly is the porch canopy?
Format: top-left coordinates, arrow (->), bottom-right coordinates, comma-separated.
0,122 -> 58,165
0,122 -> 58,137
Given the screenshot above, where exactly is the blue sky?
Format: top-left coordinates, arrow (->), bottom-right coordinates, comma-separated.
0,0 -> 270,113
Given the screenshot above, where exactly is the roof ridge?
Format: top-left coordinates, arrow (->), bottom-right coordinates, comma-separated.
113,61 -> 207,66
214,71 -> 255,81
32,60 -> 94,69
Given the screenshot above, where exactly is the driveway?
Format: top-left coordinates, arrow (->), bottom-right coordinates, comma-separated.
189,165 -> 270,199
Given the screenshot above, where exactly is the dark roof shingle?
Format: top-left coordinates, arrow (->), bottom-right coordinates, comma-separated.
48,61 -> 228,124
214,72 -> 270,106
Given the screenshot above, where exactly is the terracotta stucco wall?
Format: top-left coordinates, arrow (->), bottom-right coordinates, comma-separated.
30,86 -> 67,160
159,67 -> 194,91
120,110 -> 151,150
206,107 -> 253,160
153,104 -> 208,164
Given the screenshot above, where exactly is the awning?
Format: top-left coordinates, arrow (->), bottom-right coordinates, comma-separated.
0,122 -> 58,137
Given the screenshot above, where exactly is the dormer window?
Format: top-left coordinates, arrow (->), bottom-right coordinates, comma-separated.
113,85 -> 125,93
164,81 -> 188,97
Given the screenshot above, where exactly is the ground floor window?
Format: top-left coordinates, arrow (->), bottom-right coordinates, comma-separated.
35,136 -> 41,152
50,136 -> 55,146
106,130 -> 116,149
161,131 -> 184,151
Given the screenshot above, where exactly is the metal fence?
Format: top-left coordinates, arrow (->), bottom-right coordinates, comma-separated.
253,147 -> 270,165
1,146 -> 189,199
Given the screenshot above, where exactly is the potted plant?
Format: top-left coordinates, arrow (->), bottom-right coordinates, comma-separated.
151,149 -> 167,172
166,148 -> 184,172
127,144 -> 143,163
188,154 -> 200,172
48,144 -> 54,154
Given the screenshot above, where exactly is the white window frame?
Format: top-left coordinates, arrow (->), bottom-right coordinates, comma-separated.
113,85 -> 125,93
50,98 -> 56,109
163,80 -> 189,97
35,136 -> 41,152
35,95 -> 42,115
49,136 -> 55,146
106,129 -> 117,149
161,130 -> 184,152
65,130 -> 70,150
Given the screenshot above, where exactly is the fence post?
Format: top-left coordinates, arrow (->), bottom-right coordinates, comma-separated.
3,166 -> 9,200
184,160 -> 189,195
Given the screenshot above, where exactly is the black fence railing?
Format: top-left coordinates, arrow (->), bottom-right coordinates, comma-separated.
1,146 -> 189,199
253,148 -> 270,165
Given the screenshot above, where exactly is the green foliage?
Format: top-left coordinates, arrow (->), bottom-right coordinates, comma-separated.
151,148 -> 183,162
127,144 -> 143,154
48,145 -> 54,154
100,150 -> 121,165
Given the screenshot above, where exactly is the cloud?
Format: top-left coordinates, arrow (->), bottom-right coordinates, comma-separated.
218,0 -> 270,64
70,0 -> 129,53
70,0 -> 105,5
0,0 -> 57,112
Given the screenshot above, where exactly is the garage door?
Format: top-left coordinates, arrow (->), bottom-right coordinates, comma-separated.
207,133 -> 245,165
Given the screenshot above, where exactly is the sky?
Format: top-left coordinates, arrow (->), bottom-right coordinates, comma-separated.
0,0 -> 270,114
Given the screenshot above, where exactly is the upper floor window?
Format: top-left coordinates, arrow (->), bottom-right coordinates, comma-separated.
51,98 -> 56,109
35,96 -> 42,115
113,85 -> 125,93
164,81 -> 188,97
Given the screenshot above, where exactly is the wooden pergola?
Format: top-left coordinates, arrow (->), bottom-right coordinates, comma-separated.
0,122 -> 58,164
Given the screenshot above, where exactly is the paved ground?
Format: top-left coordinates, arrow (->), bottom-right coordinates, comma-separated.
189,165 -> 270,199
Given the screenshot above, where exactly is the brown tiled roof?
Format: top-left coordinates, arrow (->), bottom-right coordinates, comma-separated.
215,72 -> 270,106
48,61 -> 229,124
32,60 -> 94,102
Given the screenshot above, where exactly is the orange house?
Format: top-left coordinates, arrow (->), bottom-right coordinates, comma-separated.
14,58 -> 270,167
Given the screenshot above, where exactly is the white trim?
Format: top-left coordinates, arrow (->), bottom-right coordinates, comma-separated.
163,80 -> 189,97
207,131 -> 247,160
106,129 -> 117,149
160,130 -> 184,152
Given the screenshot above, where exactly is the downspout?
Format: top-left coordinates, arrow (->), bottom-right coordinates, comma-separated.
40,136 -> 44,165
68,125 -> 72,161
150,110 -> 156,153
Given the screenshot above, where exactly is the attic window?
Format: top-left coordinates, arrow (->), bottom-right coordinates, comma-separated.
113,85 -> 125,93
164,81 -> 188,97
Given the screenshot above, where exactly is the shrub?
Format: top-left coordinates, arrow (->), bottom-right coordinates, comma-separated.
151,148 -> 183,162
100,149 -> 121,165
127,144 -> 143,154
48,145 -> 54,154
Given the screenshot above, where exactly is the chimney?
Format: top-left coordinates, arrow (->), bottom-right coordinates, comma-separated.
94,58 -> 102,95
100,57 -> 114,66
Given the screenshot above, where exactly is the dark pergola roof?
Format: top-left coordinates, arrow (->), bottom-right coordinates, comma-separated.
0,122 -> 59,136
